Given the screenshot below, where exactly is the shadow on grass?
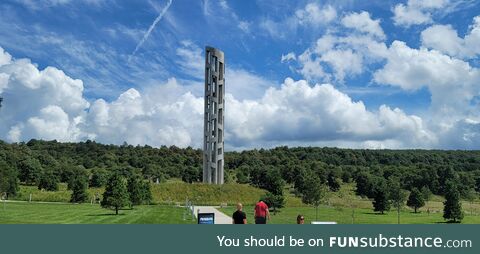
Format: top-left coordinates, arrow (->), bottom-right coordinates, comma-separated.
363,212 -> 388,215
435,221 -> 462,224
86,213 -> 127,217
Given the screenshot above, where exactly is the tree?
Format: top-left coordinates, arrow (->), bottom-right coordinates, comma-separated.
101,172 -> 131,215
372,178 -> 390,214
141,180 -> 152,205
0,161 -> 19,198
262,191 -> 285,215
407,188 -> 425,213
18,158 -> 42,185
327,171 -> 341,192
70,173 -> 88,203
264,168 -> 285,196
355,172 -> 374,198
38,170 -> 59,191
301,175 -> 328,220
421,186 -> 432,213
389,178 -> 407,224
128,174 -> 152,207
89,168 -> 109,187
443,181 -> 464,223
181,166 -> 200,183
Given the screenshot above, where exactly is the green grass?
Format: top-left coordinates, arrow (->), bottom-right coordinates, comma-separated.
14,184 -> 104,203
13,181 -> 267,206
151,181 -> 266,205
0,202 -> 195,224
219,205 -> 480,224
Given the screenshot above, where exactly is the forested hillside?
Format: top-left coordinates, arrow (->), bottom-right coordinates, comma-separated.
1,139 -> 480,200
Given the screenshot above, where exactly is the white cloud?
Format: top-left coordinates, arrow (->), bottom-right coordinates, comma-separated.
295,3 -> 337,26
392,0 -> 449,27
281,52 -> 296,63
374,40 -> 479,107
226,78 -> 434,148
225,69 -> 274,101
2,43 -> 480,149
421,16 -> 480,59
341,11 -> 385,40
0,48 -> 89,142
83,78 -> 204,147
260,3 -> 336,39
296,24 -> 388,82
175,40 -> 204,79
373,40 -> 480,148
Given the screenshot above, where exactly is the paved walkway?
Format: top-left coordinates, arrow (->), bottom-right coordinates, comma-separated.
194,206 -> 231,224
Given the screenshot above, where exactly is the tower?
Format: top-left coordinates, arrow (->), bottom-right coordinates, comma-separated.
203,47 -> 225,184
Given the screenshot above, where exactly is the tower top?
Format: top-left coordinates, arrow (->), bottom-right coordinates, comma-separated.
206,46 -> 224,59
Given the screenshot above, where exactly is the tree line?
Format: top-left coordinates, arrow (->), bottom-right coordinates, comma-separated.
1,139 -> 479,220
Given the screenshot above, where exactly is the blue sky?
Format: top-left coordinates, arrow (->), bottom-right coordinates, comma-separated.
1,0 -> 480,150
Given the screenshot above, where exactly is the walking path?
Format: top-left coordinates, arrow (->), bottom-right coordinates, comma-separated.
194,206 -> 231,224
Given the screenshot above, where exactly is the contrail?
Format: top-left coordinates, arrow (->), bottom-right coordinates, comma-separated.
131,0 -> 173,58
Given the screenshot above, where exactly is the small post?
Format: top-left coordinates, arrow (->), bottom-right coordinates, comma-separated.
29,193 -> 32,203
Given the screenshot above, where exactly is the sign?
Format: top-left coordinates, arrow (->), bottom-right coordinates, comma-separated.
311,221 -> 337,224
198,213 -> 215,224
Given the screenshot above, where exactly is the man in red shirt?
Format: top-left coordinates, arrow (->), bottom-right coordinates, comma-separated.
254,199 -> 270,224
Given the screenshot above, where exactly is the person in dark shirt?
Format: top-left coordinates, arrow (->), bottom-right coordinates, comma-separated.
232,203 -> 247,224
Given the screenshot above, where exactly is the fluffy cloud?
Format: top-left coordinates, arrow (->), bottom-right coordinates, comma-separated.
341,11 -> 385,40
392,0 -> 448,27
295,3 -> 337,26
0,48 -> 89,142
83,79 -> 204,147
374,40 -> 480,115
421,16 -> 480,59
226,78 -> 434,148
175,40 -> 204,79
0,46 -> 438,149
296,12 -> 388,82
260,3 -> 336,39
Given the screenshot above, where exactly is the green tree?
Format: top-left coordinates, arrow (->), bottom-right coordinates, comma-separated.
407,188 -> 425,213
372,178 -> 390,214
181,166 -> 200,183
18,158 -> 42,185
128,174 -> 152,207
141,180 -> 152,205
301,174 -> 328,220
327,171 -> 341,192
89,168 -> 109,187
421,186 -> 432,213
101,173 -> 131,215
443,181 -> 464,223
389,178 -> 407,224
262,191 -> 285,215
264,168 -> 285,196
70,173 -> 88,203
0,161 -> 19,198
38,170 -> 59,191
355,172 -> 374,198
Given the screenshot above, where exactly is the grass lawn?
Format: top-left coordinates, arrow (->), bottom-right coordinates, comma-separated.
0,202 -> 195,224
219,205 -> 480,224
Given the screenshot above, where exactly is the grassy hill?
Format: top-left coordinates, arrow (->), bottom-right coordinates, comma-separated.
11,180 -> 267,206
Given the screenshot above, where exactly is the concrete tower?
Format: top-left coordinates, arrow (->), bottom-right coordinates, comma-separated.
203,46 -> 225,184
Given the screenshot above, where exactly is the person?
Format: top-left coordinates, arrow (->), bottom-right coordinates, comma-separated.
232,203 -> 247,224
297,214 -> 305,224
254,199 -> 270,224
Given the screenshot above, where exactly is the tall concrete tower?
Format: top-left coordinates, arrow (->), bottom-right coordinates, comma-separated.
203,46 -> 225,184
